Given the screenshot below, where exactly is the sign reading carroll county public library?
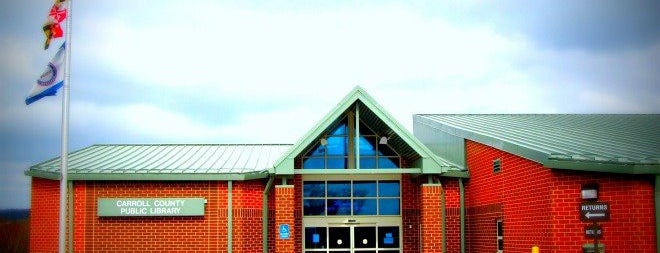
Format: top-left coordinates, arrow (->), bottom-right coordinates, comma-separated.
98,198 -> 205,217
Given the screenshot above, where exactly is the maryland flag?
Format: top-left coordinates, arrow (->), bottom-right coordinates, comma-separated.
43,0 -> 68,50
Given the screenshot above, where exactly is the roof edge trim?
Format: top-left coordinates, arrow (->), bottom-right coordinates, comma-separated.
24,170 -> 271,181
544,160 -> 659,175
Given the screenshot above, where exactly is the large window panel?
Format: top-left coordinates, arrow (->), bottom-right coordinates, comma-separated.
353,199 -> 377,215
304,199 -> 325,216
304,181 -> 325,197
378,157 -> 399,169
301,114 -> 402,170
327,157 -> 347,169
353,181 -> 376,197
327,181 -> 351,197
358,136 -> 377,156
327,136 -> 348,156
303,180 -> 401,217
378,199 -> 400,215
359,157 -> 377,169
379,181 -> 400,197
303,157 -> 325,169
327,199 -> 351,215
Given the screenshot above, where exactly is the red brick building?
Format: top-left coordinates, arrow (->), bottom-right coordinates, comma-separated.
415,114 -> 658,253
27,87 -> 658,252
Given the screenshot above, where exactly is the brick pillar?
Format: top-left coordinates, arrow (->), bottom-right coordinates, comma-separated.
421,184 -> 443,252
274,185 -> 295,253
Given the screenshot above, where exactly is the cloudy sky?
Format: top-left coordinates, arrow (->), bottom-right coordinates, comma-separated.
1,0 -> 659,209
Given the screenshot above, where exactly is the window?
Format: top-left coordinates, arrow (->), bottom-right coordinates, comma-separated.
493,159 -> 501,173
303,180 -> 401,216
497,219 -> 503,253
302,115 -> 401,169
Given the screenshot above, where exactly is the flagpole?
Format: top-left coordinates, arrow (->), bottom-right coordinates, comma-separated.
58,0 -> 72,252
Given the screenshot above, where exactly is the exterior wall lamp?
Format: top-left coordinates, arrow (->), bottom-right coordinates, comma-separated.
379,136 -> 389,145
581,183 -> 599,201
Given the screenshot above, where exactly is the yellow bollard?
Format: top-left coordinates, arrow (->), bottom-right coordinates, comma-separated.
532,246 -> 540,253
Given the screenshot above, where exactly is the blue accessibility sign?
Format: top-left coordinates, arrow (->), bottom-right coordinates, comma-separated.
279,224 -> 290,239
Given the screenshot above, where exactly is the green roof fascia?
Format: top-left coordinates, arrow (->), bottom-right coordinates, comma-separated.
273,86 -> 455,175
294,168 -> 423,175
544,159 -> 659,175
24,169 -> 271,181
417,115 -> 659,175
440,170 -> 469,178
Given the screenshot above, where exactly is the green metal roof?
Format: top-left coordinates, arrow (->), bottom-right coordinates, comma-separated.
415,114 -> 660,174
26,144 -> 292,181
273,86 -> 461,175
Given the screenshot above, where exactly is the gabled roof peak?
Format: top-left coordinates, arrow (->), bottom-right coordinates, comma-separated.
273,86 -> 460,175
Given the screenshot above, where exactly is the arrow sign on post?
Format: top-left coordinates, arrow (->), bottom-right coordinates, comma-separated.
580,202 -> 610,222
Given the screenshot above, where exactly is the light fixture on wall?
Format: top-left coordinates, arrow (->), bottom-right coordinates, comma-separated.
379,136 -> 389,145
320,138 -> 328,146
581,183 -> 599,201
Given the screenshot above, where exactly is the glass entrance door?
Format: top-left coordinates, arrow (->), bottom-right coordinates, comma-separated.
304,225 -> 401,253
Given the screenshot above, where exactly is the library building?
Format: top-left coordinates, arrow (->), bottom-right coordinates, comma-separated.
27,87 -> 658,252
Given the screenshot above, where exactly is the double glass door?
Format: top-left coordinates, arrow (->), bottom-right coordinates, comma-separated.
304,225 -> 400,253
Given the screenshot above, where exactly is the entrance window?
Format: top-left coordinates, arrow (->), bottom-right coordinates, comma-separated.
303,180 -> 401,216
304,225 -> 401,253
302,116 -> 401,169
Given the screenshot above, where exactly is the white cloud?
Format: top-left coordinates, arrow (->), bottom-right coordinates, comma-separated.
78,2 -> 524,101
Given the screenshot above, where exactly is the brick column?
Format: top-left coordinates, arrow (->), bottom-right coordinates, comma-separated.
274,185 -> 295,253
420,183 -> 443,252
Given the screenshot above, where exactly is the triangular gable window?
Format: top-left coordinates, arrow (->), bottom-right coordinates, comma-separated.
302,113 -> 400,169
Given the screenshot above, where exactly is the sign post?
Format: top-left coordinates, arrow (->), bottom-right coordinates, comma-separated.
580,202 -> 609,253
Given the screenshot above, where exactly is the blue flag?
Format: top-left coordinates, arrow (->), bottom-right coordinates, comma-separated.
26,42 -> 66,105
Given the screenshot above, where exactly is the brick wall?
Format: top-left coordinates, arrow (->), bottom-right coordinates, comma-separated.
441,179 -> 462,253
465,140 -> 657,253
30,178 -> 60,252
420,184 -> 443,252
465,140 -> 553,253
402,174 -> 421,253
72,181 -> 228,252
232,180 -> 266,252
274,185 -> 295,252
550,171 -> 656,252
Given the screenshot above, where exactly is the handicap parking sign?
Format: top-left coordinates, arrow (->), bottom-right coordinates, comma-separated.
279,224 -> 290,239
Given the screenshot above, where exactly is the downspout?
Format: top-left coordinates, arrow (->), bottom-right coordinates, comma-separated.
459,178 -> 466,253
228,180 -> 233,253
263,176 -> 275,253
655,175 -> 659,253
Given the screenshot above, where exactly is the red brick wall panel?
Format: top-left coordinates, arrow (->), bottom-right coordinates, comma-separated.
420,184 -> 443,252
441,179 -> 462,253
465,140 -> 552,253
232,181 -> 266,253
402,174 -> 421,253
30,178 -> 60,253
465,139 -> 656,253
550,171 -> 656,253
274,185 -> 295,253
71,181 -> 229,252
